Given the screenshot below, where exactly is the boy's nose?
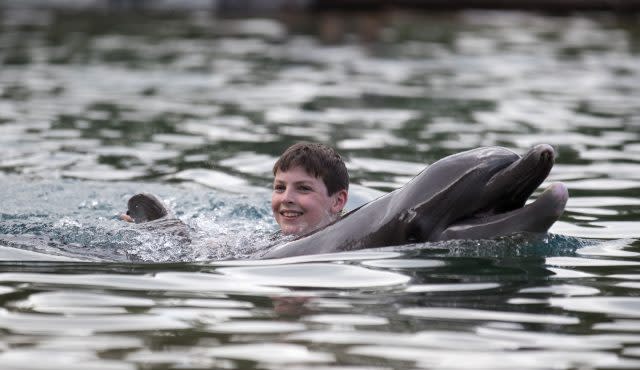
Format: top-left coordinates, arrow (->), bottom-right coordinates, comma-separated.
282,188 -> 295,203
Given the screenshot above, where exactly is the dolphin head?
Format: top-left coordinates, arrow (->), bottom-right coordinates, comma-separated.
393,144 -> 568,243
126,193 -> 169,223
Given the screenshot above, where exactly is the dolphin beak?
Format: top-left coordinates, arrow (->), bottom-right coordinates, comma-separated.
438,182 -> 568,241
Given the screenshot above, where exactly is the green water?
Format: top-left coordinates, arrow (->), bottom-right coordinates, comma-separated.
0,6 -> 639,369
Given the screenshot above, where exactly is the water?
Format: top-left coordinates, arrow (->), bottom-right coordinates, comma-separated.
1,6 -> 640,369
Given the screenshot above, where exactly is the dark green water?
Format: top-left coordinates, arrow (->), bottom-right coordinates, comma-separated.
0,7 -> 639,369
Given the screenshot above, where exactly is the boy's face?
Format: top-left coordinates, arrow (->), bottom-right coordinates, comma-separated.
272,166 -> 347,236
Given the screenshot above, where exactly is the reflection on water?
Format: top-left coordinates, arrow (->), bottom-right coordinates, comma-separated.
0,5 -> 640,370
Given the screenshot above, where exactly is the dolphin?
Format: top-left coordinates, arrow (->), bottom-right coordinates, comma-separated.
124,144 -> 568,259
125,193 -> 168,223
260,144 -> 568,259
122,192 -> 191,243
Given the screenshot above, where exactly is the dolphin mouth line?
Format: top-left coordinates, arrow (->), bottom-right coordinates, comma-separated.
439,188 -> 568,241
467,184 -> 564,221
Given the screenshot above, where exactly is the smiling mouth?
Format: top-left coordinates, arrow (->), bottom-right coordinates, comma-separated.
280,210 -> 303,218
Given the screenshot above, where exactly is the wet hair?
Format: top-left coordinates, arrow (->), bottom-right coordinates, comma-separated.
273,142 -> 349,195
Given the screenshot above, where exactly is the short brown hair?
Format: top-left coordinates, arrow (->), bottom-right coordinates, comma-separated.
273,142 -> 349,195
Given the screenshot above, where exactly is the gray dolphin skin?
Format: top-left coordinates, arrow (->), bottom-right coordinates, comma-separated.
126,193 -> 168,223
260,144 -> 568,259
124,144 -> 568,259
124,192 -> 191,242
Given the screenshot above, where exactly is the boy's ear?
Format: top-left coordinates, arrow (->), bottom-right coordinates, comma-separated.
331,189 -> 348,214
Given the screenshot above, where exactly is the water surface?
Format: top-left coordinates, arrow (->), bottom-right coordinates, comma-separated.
1,7 -> 639,369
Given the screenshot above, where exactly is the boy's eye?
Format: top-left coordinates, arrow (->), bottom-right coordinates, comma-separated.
274,184 -> 285,192
298,185 -> 312,192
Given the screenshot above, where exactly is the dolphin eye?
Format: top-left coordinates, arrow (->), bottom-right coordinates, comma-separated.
406,225 -> 422,243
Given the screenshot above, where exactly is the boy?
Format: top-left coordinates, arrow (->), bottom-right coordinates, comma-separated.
121,142 -> 349,237
271,142 -> 349,236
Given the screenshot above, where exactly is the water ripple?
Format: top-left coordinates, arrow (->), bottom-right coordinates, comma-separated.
217,263 -> 411,289
399,307 -> 579,325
